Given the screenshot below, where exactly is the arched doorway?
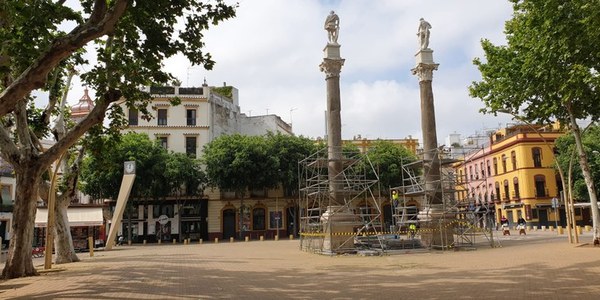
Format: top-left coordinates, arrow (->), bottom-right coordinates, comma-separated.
222,208 -> 236,239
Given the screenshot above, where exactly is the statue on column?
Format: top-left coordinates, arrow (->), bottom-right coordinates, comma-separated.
417,18 -> 432,50
324,10 -> 340,44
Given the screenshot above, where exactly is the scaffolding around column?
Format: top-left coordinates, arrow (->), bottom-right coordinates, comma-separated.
392,147 -> 498,250
299,146 -> 384,254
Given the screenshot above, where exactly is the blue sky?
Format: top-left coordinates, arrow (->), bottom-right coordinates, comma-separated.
65,0 -> 517,145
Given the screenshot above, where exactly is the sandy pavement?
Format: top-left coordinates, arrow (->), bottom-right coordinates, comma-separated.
1,230 -> 599,299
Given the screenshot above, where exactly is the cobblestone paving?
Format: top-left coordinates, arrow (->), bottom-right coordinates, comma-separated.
1,230 -> 599,299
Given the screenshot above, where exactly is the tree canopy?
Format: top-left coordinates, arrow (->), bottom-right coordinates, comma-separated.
80,132 -> 206,201
470,0 -> 600,123
203,133 -> 316,197
363,140 -> 418,191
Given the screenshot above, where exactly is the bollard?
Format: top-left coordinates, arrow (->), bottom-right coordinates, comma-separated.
184,239 -> 187,245
214,237 -> 219,243
88,237 -> 94,257
534,226 -> 538,231
549,226 -> 554,231
188,238 -> 191,244
143,239 -> 147,245
199,238 -> 203,244
230,237 -> 234,243
577,226 -> 583,235
541,226 -> 546,231
158,239 -> 162,244
260,235 -> 264,241
128,240 -> 132,246
275,235 -> 279,241
585,225 -> 592,232
289,234 -> 294,240
526,226 -> 532,231
173,239 -> 176,244
558,226 -> 564,235
245,236 -> 249,242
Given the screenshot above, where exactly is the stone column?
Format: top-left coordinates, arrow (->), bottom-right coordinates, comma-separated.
411,45 -> 454,248
318,23 -> 359,253
320,44 -> 345,207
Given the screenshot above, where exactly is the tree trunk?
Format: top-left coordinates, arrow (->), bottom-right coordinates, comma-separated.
53,147 -> 85,264
568,109 -> 600,241
54,200 -> 79,264
1,167 -> 42,279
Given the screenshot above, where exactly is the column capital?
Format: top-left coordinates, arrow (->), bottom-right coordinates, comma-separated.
411,63 -> 439,82
320,58 -> 345,79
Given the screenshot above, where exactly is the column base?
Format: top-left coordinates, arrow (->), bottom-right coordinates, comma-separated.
418,206 -> 455,249
321,206 -> 361,253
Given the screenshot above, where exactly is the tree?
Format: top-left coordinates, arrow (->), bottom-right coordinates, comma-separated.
267,133 -> 316,197
0,1 -> 235,278
363,140 -> 418,193
203,134 -> 279,198
469,0 -> 600,242
165,152 -> 206,242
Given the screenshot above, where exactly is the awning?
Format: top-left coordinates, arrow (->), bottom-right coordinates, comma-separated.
35,207 -> 104,227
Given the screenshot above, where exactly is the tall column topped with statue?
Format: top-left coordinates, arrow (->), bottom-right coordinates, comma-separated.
411,18 -> 454,249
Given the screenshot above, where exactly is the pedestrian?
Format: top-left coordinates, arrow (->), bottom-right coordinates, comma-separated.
118,235 -> 124,246
500,216 -> 510,236
517,216 -> 526,235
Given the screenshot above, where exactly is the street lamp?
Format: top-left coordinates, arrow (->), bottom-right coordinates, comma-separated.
497,110 -> 578,243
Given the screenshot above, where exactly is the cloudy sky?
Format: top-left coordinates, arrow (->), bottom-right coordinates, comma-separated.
68,0 -> 517,145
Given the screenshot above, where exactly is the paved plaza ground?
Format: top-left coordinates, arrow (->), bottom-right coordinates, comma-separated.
0,230 -> 599,299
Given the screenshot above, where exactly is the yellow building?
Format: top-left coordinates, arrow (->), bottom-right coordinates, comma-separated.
344,135 -> 419,155
488,124 -> 564,227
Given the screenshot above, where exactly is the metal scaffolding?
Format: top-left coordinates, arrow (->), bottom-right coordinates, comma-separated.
299,146 -> 498,255
298,146 -> 383,254
392,147 -> 498,250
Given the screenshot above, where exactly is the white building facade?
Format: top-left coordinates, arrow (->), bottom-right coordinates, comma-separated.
118,84 -> 295,242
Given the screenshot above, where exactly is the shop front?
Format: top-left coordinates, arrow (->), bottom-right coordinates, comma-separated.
34,207 -> 105,251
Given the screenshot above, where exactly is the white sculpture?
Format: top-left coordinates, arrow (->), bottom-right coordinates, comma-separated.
324,11 -> 340,44
417,18 -> 432,50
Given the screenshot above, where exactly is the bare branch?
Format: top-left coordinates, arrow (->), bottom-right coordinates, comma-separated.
0,0 -> 129,118
0,124 -> 20,167
14,100 -> 34,156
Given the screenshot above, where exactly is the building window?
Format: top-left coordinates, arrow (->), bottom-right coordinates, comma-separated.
153,204 -> 174,218
534,175 -> 546,197
1,185 -> 11,203
158,136 -> 168,149
185,136 -> 197,158
503,180 -> 509,200
495,182 -> 500,201
513,177 -> 520,199
486,160 -> 491,177
532,147 -> 542,168
480,162 -> 485,177
157,109 -> 167,126
493,158 -> 498,175
469,166 -> 473,180
501,154 -> 507,173
128,108 -> 138,126
474,165 -> 479,180
511,151 -> 517,170
253,208 -> 266,230
186,109 -> 197,126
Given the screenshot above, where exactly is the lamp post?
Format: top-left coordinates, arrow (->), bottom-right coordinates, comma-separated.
498,110 -> 577,243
